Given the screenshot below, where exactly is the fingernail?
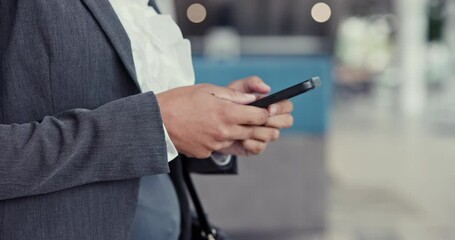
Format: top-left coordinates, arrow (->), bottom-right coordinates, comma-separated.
260,83 -> 271,91
274,130 -> 280,140
269,105 -> 278,115
244,93 -> 256,101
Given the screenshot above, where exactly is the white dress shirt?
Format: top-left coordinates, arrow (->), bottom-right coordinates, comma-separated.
110,0 -> 193,162
109,0 -> 231,165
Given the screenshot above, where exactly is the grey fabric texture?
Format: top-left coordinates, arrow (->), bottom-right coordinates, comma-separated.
0,0 -> 169,239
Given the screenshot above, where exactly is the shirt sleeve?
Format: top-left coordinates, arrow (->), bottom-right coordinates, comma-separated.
162,124 -> 179,162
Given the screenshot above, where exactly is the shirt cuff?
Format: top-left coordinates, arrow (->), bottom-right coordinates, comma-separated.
162,124 -> 179,162
210,152 -> 232,167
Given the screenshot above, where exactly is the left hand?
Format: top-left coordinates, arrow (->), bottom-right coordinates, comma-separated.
218,76 -> 294,156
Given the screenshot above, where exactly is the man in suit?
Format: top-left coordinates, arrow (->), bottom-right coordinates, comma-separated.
0,0 -> 293,239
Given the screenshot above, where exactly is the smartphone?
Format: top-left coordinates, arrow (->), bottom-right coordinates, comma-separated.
248,77 -> 321,108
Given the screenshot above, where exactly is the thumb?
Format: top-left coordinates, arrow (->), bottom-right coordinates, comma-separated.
228,76 -> 271,94
209,86 -> 257,104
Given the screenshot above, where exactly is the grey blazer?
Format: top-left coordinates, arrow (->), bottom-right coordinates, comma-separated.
0,0 -> 169,239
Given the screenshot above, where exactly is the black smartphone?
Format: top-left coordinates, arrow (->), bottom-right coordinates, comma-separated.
248,77 -> 321,108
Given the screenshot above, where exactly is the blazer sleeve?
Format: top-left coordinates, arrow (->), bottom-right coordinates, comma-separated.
0,92 -> 169,200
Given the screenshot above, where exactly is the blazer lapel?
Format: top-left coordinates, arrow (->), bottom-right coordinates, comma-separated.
81,0 -> 140,89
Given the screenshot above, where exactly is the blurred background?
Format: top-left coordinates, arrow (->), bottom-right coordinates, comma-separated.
157,0 -> 455,239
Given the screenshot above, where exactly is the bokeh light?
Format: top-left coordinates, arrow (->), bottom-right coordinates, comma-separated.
187,3 -> 207,23
311,2 -> 332,23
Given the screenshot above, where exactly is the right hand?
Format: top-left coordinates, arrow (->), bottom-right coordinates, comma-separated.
217,76 -> 294,156
156,84 -> 269,159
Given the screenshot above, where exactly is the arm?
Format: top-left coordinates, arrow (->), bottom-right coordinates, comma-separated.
0,92 -> 168,200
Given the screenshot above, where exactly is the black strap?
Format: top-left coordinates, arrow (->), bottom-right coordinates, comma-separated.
182,162 -> 217,240
169,159 -> 192,240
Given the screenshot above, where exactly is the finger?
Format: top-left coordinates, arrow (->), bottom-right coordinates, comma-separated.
207,140 -> 234,153
250,126 -> 280,142
221,140 -> 235,149
219,125 -> 274,141
243,139 -> 267,155
227,104 -> 269,126
265,114 -> 294,129
209,85 -> 257,104
217,141 -> 249,156
228,76 -> 271,94
268,100 -> 294,116
224,125 -> 255,140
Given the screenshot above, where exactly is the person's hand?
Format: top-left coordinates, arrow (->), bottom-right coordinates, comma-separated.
156,84 -> 269,159
217,76 -> 294,156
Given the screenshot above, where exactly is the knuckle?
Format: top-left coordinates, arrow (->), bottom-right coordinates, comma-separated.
247,127 -> 255,139
241,128 -> 253,139
214,126 -> 230,140
246,110 -> 268,125
215,106 -> 231,124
